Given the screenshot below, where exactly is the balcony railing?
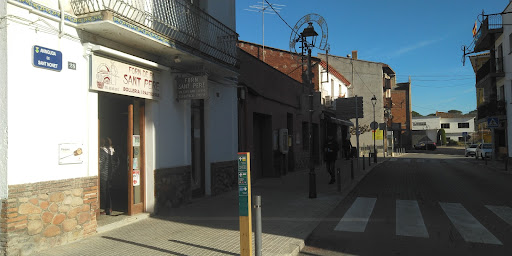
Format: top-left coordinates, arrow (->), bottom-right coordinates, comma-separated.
476,60 -> 491,83
474,14 -> 503,52
70,0 -> 238,67
477,100 -> 506,120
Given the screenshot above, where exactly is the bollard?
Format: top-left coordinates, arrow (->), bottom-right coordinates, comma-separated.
337,167 -> 341,192
362,155 -> 365,170
368,153 -> 371,166
350,159 -> 354,180
254,195 -> 262,256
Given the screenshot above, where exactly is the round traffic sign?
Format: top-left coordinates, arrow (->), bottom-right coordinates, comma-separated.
370,121 -> 378,130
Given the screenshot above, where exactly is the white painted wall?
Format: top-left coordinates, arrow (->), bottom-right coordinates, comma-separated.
0,0 -> 8,198
319,65 -> 350,106
204,81 -> 238,195
412,116 -> 441,130
440,117 -> 475,141
6,3 -> 92,186
503,4 -> 512,157
204,0 -> 236,31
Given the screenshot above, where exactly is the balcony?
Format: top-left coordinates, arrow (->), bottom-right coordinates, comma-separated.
475,59 -> 504,88
477,100 -> 506,121
474,14 -> 503,52
70,0 -> 238,69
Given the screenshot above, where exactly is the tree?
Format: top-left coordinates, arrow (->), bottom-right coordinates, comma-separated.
412,111 -> 422,117
448,110 -> 463,115
438,129 -> 447,146
427,113 -> 436,116
467,109 -> 477,116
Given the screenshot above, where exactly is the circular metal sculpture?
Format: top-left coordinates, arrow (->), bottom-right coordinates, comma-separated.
289,13 -> 328,57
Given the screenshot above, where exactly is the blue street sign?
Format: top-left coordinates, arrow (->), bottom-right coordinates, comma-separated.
462,132 -> 468,137
487,117 -> 499,128
33,45 -> 62,71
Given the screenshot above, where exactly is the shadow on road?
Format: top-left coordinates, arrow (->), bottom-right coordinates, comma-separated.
408,146 -> 464,156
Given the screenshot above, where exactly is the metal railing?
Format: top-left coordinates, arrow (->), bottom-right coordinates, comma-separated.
70,0 -> 238,67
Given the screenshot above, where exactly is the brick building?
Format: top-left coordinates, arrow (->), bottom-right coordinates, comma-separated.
391,82 -> 413,149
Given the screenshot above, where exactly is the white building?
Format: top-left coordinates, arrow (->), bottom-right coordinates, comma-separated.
412,116 -> 476,144
1,0 -> 238,254
318,60 -> 351,107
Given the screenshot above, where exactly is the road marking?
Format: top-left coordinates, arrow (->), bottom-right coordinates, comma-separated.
334,197 -> 377,232
486,205 -> 512,226
440,202 -> 501,245
396,200 -> 429,238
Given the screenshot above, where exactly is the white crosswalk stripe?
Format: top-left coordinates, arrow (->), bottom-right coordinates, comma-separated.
334,199 -> 509,245
334,197 -> 376,232
486,205 -> 512,226
440,202 -> 502,245
396,200 -> 428,238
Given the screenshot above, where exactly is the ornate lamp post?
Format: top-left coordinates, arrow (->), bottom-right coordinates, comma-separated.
371,95 -> 377,163
290,14 -> 328,199
299,23 -> 318,199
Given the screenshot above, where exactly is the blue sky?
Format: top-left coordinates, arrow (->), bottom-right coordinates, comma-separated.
236,0 -> 508,115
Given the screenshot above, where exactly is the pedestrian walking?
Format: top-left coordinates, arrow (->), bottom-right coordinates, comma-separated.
324,136 -> 339,184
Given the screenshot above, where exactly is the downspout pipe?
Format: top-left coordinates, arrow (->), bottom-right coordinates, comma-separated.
58,0 -> 64,38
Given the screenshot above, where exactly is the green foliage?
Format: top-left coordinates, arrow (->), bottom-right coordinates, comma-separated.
427,113 -> 436,116
448,110 -> 463,115
412,111 -> 422,117
438,129 -> 447,145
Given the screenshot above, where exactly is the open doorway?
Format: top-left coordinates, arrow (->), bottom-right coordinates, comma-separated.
98,92 -> 145,222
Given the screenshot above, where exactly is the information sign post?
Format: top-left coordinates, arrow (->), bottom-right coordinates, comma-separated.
238,152 -> 252,256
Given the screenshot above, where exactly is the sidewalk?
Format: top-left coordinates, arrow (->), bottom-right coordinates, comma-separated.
35,157 -> 388,256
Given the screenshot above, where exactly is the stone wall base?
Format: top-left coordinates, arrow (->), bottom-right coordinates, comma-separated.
154,166 -> 192,215
1,177 -> 98,255
211,160 -> 237,196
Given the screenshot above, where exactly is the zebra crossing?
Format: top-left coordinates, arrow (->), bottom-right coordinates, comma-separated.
389,158 -> 470,164
334,197 -> 512,245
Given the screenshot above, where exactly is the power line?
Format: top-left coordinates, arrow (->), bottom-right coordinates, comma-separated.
263,0 -> 298,36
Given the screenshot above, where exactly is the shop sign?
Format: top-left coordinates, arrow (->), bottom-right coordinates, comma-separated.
176,75 -> 208,100
58,143 -> 83,165
33,45 -> 62,71
91,55 -> 160,100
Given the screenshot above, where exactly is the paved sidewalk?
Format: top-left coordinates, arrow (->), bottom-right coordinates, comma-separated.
36,156 -> 389,256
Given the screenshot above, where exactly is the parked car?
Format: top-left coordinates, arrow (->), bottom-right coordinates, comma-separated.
414,141 -> 436,150
465,144 -> 478,157
475,143 -> 493,159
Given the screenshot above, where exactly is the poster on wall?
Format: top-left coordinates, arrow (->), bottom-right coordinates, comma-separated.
58,143 -> 84,165
90,55 -> 160,100
133,170 -> 140,186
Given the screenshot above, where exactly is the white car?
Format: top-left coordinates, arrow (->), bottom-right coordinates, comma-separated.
465,144 -> 478,157
475,143 -> 493,160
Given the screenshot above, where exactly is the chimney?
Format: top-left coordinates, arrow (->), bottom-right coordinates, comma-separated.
352,50 -> 358,60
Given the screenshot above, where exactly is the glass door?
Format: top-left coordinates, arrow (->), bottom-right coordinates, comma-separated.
128,101 -> 145,215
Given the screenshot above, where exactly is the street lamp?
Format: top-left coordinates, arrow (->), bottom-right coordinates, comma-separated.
298,22 -> 318,199
371,95 -> 377,163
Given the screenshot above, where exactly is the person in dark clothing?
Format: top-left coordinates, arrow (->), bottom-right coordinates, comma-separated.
343,139 -> 353,160
324,136 -> 339,184
99,137 -> 120,215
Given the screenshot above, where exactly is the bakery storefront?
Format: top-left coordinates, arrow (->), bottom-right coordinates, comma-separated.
90,52 -> 161,217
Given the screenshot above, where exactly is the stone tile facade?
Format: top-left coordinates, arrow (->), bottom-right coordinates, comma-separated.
211,160 -> 237,196
154,166 -> 192,214
0,177 -> 98,255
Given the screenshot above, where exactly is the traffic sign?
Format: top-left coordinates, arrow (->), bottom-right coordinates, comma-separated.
487,117 -> 499,128
370,121 -> 378,130
462,132 -> 468,137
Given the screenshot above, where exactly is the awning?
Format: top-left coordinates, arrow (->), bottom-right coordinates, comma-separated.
329,117 -> 354,127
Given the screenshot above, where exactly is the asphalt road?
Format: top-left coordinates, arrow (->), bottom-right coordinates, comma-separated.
300,147 -> 512,256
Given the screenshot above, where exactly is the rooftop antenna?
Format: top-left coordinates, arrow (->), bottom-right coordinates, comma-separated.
244,1 -> 285,61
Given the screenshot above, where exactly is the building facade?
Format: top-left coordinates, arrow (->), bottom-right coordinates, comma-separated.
1,0 -> 238,254
468,5 -> 508,159
318,52 -> 397,155
411,115 -> 476,146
